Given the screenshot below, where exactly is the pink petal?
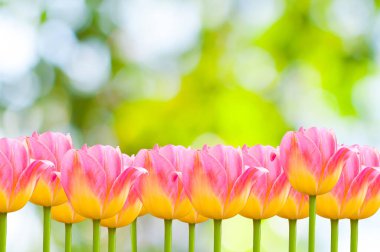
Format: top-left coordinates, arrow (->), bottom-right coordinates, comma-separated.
303,127 -> 336,167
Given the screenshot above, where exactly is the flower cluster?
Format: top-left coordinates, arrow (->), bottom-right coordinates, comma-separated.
0,127 -> 379,252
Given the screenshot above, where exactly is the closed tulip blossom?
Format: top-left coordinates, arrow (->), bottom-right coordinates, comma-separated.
61,145 -> 147,252
26,132 -> 73,252
0,138 -> 52,252
181,145 -> 267,252
240,145 -> 291,252
278,188 -> 309,252
280,127 -> 351,252
133,145 -> 195,252
317,145 -> 380,252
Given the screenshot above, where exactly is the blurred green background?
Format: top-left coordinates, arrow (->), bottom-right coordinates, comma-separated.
1,0 -> 380,251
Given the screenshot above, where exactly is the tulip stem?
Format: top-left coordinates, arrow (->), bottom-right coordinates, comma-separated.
253,219 -> 261,252
331,219 -> 338,252
214,219 -> 222,252
308,195 -> 316,252
0,213 -> 7,252
65,223 -> 72,252
108,228 -> 116,252
350,219 -> 358,252
189,223 -> 195,252
131,219 -> 137,252
93,219 -> 100,252
43,206 -> 51,252
164,219 -> 172,252
289,219 -> 297,252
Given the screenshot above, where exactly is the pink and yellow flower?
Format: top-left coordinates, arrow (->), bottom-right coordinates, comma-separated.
61,145 -> 147,220
181,145 -> 268,220
278,188 -> 309,220
26,132 -> 73,207
280,127 -> 351,195
52,202 -> 85,224
317,145 -> 380,219
0,138 -> 52,212
240,145 -> 291,219
133,145 -> 193,219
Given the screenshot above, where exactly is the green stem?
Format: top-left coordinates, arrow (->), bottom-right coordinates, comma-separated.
289,219 -> 297,252
189,223 -> 195,252
350,219 -> 358,252
164,219 -> 172,252
331,219 -> 338,252
108,228 -> 116,252
308,195 -> 316,252
253,219 -> 261,252
131,219 -> 137,252
65,223 -> 72,252
93,219 -> 100,252
43,206 -> 51,252
0,213 -> 7,252
214,219 -> 222,252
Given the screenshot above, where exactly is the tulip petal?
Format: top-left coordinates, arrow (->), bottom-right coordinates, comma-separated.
52,202 -> 85,224
103,167 -> 147,219
61,149 -> 107,219
0,151 -> 13,211
9,160 -> 52,212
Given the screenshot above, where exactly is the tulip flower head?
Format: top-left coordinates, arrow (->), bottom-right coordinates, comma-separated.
278,188 -> 309,220
280,127 -> 351,195
26,132 -> 73,206
179,206 -> 208,224
0,138 -> 52,212
182,145 -> 268,220
240,145 -> 291,219
61,145 -> 147,220
134,145 -> 193,219
317,145 -> 380,219
52,202 -> 85,224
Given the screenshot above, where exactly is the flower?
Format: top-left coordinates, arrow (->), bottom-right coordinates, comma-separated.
181,145 -> 268,220
52,202 -> 85,224
240,145 -> 291,219
0,138 -> 52,212
61,145 -> 147,220
280,127 -> 351,195
278,188 -> 309,219
317,145 -> 380,219
133,145 -> 193,219
26,132 -> 73,206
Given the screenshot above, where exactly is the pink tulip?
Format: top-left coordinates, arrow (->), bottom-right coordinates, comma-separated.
0,138 -> 52,212
26,132 -> 73,206
240,145 -> 291,219
280,127 -> 351,195
317,145 -> 380,219
133,145 -> 193,219
181,145 -> 268,219
61,145 -> 147,220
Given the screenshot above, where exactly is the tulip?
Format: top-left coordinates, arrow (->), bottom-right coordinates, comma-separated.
61,145 -> 147,252
240,145 -> 291,252
134,145 -> 195,252
0,138 -> 52,252
278,188 -> 309,252
179,206 -> 208,252
52,202 -> 85,252
25,131 -> 73,252
280,127 -> 351,252
181,145 -> 267,252
316,145 -> 380,252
